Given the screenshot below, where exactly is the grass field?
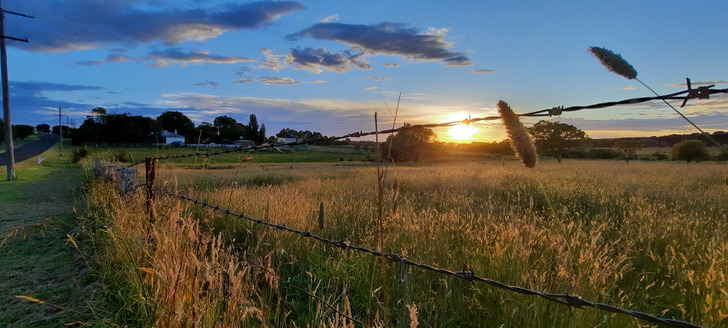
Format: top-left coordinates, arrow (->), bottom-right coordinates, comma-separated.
85,154 -> 728,327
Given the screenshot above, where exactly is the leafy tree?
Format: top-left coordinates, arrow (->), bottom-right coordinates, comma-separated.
13,125 -> 34,140
613,139 -> 643,163
157,111 -> 195,137
381,123 -> 436,162
72,113 -> 160,144
52,125 -> 71,138
36,124 -> 51,134
213,116 -> 244,143
528,120 -> 589,163
91,107 -> 107,116
275,128 -> 324,142
672,140 -> 710,163
258,124 -> 266,144
244,114 -> 259,141
194,122 -> 218,143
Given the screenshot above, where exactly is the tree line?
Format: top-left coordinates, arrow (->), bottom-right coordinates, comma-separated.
382,120 -> 728,163
68,108 -> 328,146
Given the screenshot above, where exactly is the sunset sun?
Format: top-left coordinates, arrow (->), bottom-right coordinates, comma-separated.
446,113 -> 478,142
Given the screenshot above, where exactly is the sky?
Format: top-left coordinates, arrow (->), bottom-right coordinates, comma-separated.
2,0 -> 727,143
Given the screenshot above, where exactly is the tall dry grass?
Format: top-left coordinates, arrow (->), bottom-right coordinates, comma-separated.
93,160 -> 728,327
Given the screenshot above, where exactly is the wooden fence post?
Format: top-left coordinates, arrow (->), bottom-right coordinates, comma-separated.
145,157 -> 156,223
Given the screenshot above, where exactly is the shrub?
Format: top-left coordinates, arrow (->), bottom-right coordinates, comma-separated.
71,147 -> 90,163
672,140 -> 710,163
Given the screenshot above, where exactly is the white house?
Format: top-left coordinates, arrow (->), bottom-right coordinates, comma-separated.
161,131 -> 185,144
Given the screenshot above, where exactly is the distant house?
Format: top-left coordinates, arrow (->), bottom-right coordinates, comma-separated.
276,137 -> 297,144
161,131 -> 185,144
234,139 -> 255,148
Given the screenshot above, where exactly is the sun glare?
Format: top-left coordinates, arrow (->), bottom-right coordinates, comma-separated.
446,113 -> 478,142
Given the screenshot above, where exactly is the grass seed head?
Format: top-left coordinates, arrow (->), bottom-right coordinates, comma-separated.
589,46 -> 637,80
498,100 -> 538,168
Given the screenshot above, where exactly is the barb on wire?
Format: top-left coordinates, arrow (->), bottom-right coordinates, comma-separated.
127,85 -> 728,168
155,186 -> 704,328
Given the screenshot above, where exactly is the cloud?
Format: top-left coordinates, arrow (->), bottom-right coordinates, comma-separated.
8,1 -> 305,52
365,86 -> 378,91
472,69 -> 495,75
194,81 -> 219,89
258,77 -> 304,85
665,80 -> 728,88
286,22 -> 472,67
384,63 -> 399,68
285,47 -> 370,73
320,14 -> 339,23
77,48 -> 254,67
11,81 -> 105,94
233,79 -> 254,84
368,76 -> 390,81
258,48 -> 287,71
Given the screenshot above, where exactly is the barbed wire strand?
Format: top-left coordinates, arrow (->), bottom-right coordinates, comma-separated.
155,186 -> 704,328
127,86 -> 728,168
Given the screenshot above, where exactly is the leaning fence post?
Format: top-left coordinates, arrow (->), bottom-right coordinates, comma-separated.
145,157 -> 157,223
318,201 -> 324,229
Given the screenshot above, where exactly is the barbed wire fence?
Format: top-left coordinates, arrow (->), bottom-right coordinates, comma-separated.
123,83 -> 728,328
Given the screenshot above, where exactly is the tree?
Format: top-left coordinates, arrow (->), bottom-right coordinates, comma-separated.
257,124 -> 266,144
13,125 -> 34,140
672,140 -> 710,163
213,116 -> 243,143
381,123 -> 436,162
613,139 -> 643,163
245,114 -> 259,141
157,111 -> 195,137
528,120 -> 589,163
91,107 -> 107,116
36,124 -> 50,134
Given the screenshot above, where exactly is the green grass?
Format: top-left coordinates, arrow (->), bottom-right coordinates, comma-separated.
0,143 -> 100,327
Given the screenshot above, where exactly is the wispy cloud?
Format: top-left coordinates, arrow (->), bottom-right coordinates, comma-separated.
384,63 -> 399,68
665,80 -> 728,88
368,76 -> 390,81
257,77 -> 326,85
320,14 -> 340,23
472,69 -> 495,75
258,48 -> 287,71
365,86 -> 378,91
9,1 -> 305,52
194,81 -> 219,89
77,48 -> 254,67
286,22 -> 473,67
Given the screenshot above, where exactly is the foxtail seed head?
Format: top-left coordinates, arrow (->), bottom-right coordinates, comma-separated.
589,46 -> 637,80
498,100 -> 538,168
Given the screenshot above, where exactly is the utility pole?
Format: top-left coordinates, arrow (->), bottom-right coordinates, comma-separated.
0,2 -> 33,180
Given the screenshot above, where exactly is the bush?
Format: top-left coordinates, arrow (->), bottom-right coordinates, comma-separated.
72,148 -> 90,163
672,140 -> 710,163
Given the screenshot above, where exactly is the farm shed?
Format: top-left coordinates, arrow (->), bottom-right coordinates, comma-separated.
161,131 -> 185,144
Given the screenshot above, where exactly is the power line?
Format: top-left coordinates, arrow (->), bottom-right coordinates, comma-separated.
127,85 -> 728,168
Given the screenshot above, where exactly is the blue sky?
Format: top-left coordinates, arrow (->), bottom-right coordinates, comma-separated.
3,0 -> 727,142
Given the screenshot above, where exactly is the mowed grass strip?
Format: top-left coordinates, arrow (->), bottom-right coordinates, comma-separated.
0,144 -> 99,327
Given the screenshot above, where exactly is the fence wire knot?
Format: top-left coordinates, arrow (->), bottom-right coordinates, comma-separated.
549,106 -> 563,116
563,294 -> 589,309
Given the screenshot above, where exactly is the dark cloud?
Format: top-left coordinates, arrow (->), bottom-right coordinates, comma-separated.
77,48 -> 253,67
285,47 -> 370,73
11,81 -> 105,94
384,63 -> 399,68
368,76 -> 390,81
472,69 -> 495,75
233,79 -> 254,84
287,22 -> 472,67
8,1 -> 304,52
194,81 -> 219,88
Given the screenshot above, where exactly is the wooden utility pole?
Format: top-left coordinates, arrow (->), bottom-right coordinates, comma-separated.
0,2 -> 32,180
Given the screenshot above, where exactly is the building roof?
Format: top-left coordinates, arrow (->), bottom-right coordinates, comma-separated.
162,131 -> 185,138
